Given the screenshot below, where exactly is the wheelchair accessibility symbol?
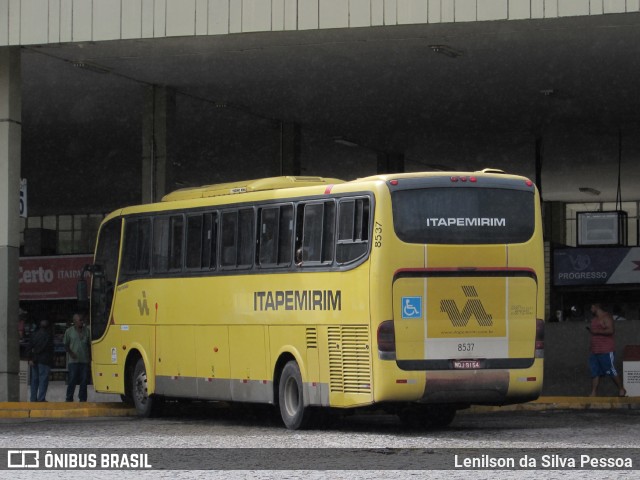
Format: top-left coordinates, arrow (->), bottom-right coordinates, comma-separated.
402,296 -> 422,319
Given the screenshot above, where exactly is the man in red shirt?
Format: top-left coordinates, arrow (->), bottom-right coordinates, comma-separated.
587,303 -> 626,397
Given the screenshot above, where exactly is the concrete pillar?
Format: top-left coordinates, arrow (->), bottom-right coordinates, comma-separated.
279,121 -> 301,176
543,201 -> 566,245
0,47 -> 21,401
535,136 -> 543,200
377,152 -> 405,174
142,86 -> 176,203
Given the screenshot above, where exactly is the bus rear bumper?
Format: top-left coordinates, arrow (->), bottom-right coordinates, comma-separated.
421,370 -> 509,404
419,360 -> 543,405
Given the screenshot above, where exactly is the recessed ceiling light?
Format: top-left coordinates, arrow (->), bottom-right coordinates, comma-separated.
71,61 -> 110,74
429,45 -> 463,58
334,138 -> 359,147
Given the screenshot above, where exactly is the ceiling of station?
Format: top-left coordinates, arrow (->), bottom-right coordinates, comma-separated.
19,12 -> 640,204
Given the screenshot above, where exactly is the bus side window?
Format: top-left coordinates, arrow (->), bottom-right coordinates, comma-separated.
122,217 -> 151,277
152,214 -> 183,274
259,207 -> 279,266
186,212 -> 217,271
169,215 -> 184,271
207,213 -> 218,270
153,217 -> 170,273
221,208 -> 254,269
258,204 -> 293,268
302,204 -> 322,262
337,197 -> 370,264
278,205 -> 293,266
221,211 -> 237,268
91,218 -> 122,341
299,201 -> 335,265
237,208 -> 254,268
295,205 -> 305,266
186,214 -> 204,269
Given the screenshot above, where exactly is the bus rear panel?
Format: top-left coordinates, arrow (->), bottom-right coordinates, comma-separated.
374,173 -> 544,407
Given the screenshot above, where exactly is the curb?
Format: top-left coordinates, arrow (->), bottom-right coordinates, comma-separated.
463,396 -> 640,414
0,402 -> 136,419
1,397 -> 639,419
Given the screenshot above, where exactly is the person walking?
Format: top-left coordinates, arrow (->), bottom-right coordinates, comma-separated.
587,303 -> 626,397
64,313 -> 91,402
28,319 -> 54,402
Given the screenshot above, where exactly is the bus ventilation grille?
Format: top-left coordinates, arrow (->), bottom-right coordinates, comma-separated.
328,325 -> 371,394
306,328 -> 318,349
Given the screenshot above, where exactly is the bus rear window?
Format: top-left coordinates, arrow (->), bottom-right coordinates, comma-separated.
391,187 -> 535,244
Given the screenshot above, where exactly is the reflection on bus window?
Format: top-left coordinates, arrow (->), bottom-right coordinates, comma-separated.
186,212 -> 217,270
91,218 -> 121,340
258,205 -> 294,267
300,202 -> 335,264
222,208 -> 254,269
122,218 -> 151,276
337,197 -> 370,264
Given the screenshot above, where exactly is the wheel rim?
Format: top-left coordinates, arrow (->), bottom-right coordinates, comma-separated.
134,368 -> 148,407
283,375 -> 300,418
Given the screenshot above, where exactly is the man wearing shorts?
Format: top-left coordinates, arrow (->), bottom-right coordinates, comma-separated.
588,303 -> 626,397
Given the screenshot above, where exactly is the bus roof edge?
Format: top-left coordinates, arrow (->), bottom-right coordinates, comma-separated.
161,176 -> 346,202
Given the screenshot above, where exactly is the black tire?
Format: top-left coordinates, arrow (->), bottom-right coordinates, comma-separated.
132,358 -> 160,417
120,394 -> 133,406
278,361 -> 311,430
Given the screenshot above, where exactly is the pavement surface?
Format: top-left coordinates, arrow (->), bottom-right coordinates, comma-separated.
2,380 -> 640,419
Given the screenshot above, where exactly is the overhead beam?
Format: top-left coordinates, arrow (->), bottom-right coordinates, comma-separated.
142,86 -> 176,203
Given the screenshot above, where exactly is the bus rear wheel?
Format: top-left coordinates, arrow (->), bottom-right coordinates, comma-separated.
278,361 -> 311,430
132,358 -> 160,417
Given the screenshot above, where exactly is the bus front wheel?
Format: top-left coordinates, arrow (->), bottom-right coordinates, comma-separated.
278,361 -> 311,430
132,358 -> 160,417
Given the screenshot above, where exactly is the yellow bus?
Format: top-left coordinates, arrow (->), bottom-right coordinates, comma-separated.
82,170 -> 544,429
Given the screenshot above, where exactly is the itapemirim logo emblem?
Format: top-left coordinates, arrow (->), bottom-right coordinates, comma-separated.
137,291 -> 150,316
440,286 -> 493,327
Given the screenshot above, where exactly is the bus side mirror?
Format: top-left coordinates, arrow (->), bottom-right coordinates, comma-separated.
77,278 -> 88,303
77,264 -> 91,309
76,264 -> 102,309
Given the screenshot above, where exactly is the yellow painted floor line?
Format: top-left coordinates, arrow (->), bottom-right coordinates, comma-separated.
0,402 -> 136,419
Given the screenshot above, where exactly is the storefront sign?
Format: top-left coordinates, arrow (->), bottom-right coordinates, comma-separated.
553,247 -> 640,286
19,255 -> 93,300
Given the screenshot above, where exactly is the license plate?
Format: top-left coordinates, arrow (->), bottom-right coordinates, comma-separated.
452,360 -> 481,369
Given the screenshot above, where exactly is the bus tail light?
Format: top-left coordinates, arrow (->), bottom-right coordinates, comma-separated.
535,318 -> 544,358
377,320 -> 396,360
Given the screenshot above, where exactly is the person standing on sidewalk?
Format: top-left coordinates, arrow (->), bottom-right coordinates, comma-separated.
587,303 -> 626,397
28,319 -> 54,402
64,313 -> 91,402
